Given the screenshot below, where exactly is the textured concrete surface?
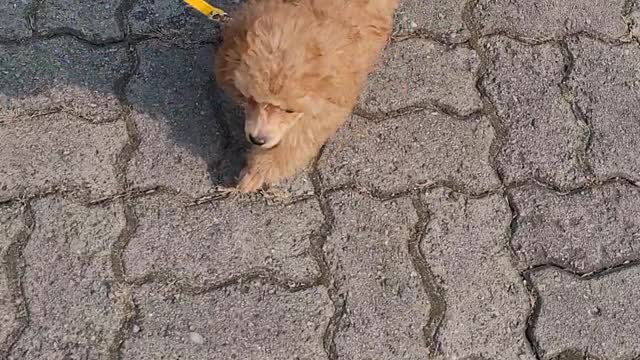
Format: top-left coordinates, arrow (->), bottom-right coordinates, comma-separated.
1,0 -> 640,358
318,114 -> 500,194
529,267 -> 640,359
123,194 -> 323,286
37,0 -> 122,41
421,189 -> 534,359
325,192 -> 429,359
567,37 -> 640,181
359,38 -> 482,116
481,37 -> 591,190
9,197 -> 128,359
0,0 -> 33,41
511,183 -> 640,273
474,0 -> 629,40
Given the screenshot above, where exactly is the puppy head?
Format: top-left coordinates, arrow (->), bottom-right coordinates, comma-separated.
242,96 -> 303,149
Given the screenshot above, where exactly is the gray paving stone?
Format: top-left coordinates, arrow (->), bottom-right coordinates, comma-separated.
0,0 -> 33,41
325,191 -> 430,359
567,37 -> 640,181
394,0 -> 469,43
0,38 -> 130,122
0,204 -> 28,352
511,183 -> 640,273
628,1 -> 640,40
420,188 -> 535,360
37,0 -> 121,41
530,266 -> 640,359
474,0 -> 628,40
318,114 -> 499,194
359,38 -> 482,116
129,0 -> 239,44
0,113 -> 128,201
9,197 -> 127,359
482,37 -> 590,190
123,194 -> 322,286
121,283 -> 332,359
126,41 -> 244,196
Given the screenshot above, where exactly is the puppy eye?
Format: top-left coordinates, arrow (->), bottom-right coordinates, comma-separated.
284,109 -> 295,114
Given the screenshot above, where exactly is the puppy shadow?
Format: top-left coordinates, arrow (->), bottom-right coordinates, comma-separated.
126,39 -> 248,189
0,18 -> 246,192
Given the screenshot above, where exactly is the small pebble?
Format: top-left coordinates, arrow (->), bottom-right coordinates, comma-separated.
189,332 -> 205,345
133,325 -> 141,333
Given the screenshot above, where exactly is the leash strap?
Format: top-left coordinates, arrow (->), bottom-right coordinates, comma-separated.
183,0 -> 230,21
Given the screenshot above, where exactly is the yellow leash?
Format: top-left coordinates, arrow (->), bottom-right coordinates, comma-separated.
183,0 -> 230,20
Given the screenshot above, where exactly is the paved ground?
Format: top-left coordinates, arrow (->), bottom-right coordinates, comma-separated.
1,0 -> 640,359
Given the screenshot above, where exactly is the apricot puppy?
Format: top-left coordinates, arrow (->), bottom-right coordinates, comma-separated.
215,0 -> 398,192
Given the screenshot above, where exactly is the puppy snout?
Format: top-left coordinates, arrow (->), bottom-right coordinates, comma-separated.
248,134 -> 267,146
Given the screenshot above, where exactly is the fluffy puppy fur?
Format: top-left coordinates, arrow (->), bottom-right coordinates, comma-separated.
215,0 -> 399,192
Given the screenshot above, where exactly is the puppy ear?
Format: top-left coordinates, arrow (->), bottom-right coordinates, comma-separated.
232,69 -> 250,97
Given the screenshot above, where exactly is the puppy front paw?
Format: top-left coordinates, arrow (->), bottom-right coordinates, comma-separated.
237,166 -> 266,193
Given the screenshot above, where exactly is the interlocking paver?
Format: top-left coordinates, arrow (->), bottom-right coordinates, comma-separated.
325,191 -> 430,359
567,37 -> 640,181
0,204 -> 28,352
121,283 -> 332,359
126,41 -> 243,196
123,194 -> 322,286
482,37 -> 590,190
359,38 -> 482,116
474,0 -> 628,40
318,114 -> 499,194
9,197 -> 127,359
511,183 -> 640,273
0,113 -> 128,201
37,0 -> 121,41
0,0 -> 33,41
530,266 -> 640,359
420,188 -> 535,360
394,0 -> 469,43
0,38 -> 130,122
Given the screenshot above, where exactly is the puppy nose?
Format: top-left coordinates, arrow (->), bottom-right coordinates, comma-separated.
248,134 -> 266,146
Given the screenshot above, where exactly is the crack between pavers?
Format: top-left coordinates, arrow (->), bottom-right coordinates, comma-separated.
409,194 -> 446,356
115,0 -> 138,37
352,100 -> 484,124
390,28 -> 472,48
522,261 -> 640,360
525,259 -> 640,281
557,39 -> 596,180
0,107 -> 124,127
462,0 -> 510,193
507,179 -> 640,360
0,31 -> 218,49
106,7 -> 139,352
24,0 -> 41,36
112,43 -> 140,192
1,201 -> 35,357
503,190 -> 543,360
3,175 -> 637,210
308,151 -> 343,360
623,0 -> 640,45
480,31 -> 633,46
464,1 -> 542,359
125,266 -> 321,295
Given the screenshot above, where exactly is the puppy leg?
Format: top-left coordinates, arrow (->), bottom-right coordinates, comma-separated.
238,111 -> 347,192
237,139 -> 319,192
